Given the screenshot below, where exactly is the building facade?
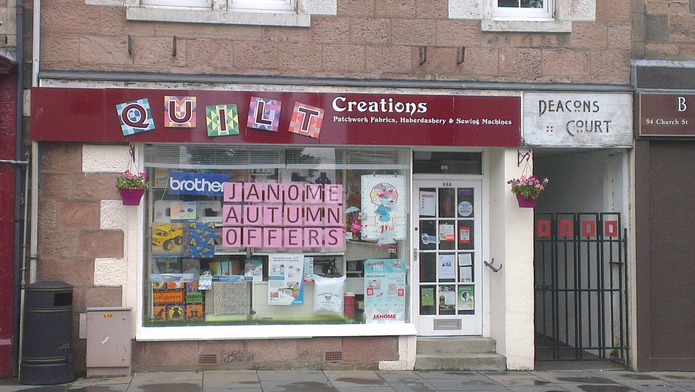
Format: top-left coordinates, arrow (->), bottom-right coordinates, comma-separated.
22,0 -> 638,377
631,0 -> 695,372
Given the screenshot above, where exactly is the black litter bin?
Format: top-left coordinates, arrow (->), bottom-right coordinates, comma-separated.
20,281 -> 74,385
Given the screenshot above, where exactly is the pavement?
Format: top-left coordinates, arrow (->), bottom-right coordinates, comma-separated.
1,367 -> 695,392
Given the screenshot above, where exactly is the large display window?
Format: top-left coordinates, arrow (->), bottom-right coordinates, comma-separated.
143,145 -> 411,326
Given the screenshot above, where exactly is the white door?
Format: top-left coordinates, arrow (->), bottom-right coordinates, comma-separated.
412,179 -> 483,335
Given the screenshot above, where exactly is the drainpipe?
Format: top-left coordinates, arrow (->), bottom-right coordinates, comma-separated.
32,0 -> 39,87
13,0 -> 25,378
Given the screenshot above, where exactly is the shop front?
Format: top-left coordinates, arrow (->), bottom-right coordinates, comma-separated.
30,85 -> 537,371
634,91 -> 695,371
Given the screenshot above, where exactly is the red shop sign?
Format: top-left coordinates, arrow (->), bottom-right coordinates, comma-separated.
31,87 -> 521,147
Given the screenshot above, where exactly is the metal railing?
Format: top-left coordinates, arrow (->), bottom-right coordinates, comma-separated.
534,212 -> 628,364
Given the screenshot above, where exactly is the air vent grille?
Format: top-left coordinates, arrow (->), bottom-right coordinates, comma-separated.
324,351 -> 343,363
198,353 -> 218,364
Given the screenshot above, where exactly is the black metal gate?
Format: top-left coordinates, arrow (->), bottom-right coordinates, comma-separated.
534,212 -> 628,364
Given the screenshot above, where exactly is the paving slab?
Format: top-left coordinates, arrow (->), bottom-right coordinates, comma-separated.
377,371 -> 439,392
505,385 -> 570,392
256,369 -> 336,392
324,370 -> 389,388
531,370 -> 604,384
64,385 -> 129,392
556,384 -> 639,392
413,372 -> 508,391
127,371 -> 202,392
481,371 -> 560,387
202,370 -> 260,390
69,375 -> 132,391
256,369 -> 327,383
259,380 -> 338,392
0,385 -> 69,392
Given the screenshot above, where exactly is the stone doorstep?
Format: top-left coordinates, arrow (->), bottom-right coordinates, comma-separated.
416,337 -> 497,354
415,337 -> 506,371
414,353 -> 507,371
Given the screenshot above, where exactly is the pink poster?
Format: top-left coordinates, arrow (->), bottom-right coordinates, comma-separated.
223,204 -> 242,225
244,227 -> 262,247
325,185 -> 343,204
263,228 -> 283,248
244,205 -> 262,225
325,228 -> 344,248
263,205 -> 283,226
284,228 -> 303,248
284,205 -> 303,226
305,184 -> 323,203
222,227 -> 242,248
304,206 -> 323,226
324,206 -> 343,227
303,228 -> 323,248
223,182 -> 242,202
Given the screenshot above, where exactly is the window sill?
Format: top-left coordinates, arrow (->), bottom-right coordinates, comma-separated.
136,323 -> 418,341
126,7 -> 312,27
481,19 -> 572,33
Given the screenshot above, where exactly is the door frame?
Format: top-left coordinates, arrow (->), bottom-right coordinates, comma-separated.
410,174 -> 490,337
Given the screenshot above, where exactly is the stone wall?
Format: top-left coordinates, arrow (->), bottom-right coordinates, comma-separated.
133,337 -> 399,371
38,143 -> 124,373
39,0 -> 631,85
634,0 -> 695,59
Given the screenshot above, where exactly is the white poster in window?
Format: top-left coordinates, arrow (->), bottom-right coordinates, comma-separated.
438,254 -> 456,280
459,267 -> 472,282
438,286 -> 456,312
361,175 -> 406,241
458,253 -> 472,266
439,223 -> 455,242
458,286 -> 475,311
419,190 -> 436,216
364,259 -> 406,323
268,254 -> 304,306
458,253 -> 473,282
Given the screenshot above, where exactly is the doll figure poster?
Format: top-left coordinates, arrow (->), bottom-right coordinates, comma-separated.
360,175 -> 406,241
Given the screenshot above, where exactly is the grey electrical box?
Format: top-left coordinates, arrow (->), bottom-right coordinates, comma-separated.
86,307 -> 132,377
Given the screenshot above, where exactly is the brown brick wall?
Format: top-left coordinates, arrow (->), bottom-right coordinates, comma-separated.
132,337 -> 398,371
634,0 -> 695,60
37,143 -> 123,309
38,143 -> 126,375
39,0 -> 633,85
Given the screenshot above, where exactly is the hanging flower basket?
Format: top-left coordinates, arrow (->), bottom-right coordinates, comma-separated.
116,147 -> 149,206
119,188 -> 145,206
516,193 -> 537,208
508,175 -> 549,209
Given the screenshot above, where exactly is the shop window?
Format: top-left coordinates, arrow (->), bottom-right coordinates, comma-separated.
86,0 -> 336,27
143,145 -> 410,328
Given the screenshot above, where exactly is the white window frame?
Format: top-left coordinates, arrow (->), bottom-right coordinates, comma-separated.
449,0 -> 595,33
86,0 -> 337,27
142,0 -> 212,8
231,0 -> 296,12
493,0 -> 553,21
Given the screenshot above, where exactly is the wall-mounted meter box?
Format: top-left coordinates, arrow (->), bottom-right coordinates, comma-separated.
86,307 -> 132,377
